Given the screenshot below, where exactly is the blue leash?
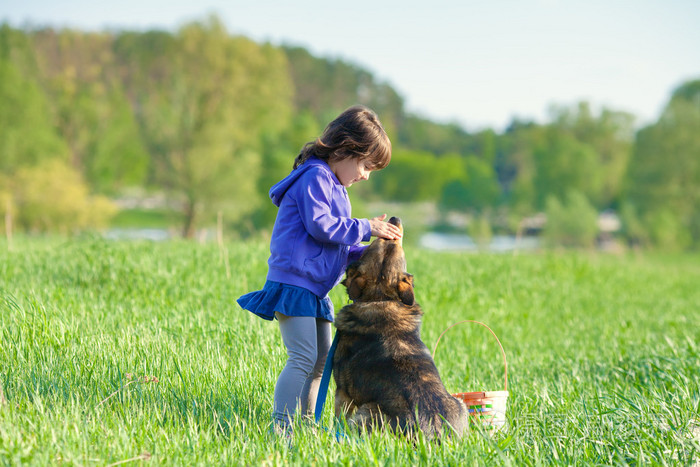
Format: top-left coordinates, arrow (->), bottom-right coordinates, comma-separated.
314,332 -> 338,422
314,333 -> 349,441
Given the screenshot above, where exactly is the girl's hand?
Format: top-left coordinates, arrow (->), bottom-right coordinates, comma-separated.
369,214 -> 403,240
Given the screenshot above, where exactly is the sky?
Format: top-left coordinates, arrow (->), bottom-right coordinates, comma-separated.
2,0 -> 699,131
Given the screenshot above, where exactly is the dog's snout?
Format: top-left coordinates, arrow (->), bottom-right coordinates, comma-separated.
388,217 -> 403,246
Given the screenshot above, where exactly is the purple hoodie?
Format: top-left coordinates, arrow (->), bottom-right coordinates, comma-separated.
266,157 -> 371,298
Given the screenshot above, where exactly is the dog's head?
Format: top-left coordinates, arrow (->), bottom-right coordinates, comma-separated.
342,217 -> 414,306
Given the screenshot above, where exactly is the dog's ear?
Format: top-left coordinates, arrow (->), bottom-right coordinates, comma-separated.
341,262 -> 358,287
343,261 -> 359,280
343,262 -> 366,300
397,273 -> 414,306
346,275 -> 366,300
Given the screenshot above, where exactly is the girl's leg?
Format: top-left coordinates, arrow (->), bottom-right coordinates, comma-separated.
300,318 -> 332,416
273,313 -> 318,429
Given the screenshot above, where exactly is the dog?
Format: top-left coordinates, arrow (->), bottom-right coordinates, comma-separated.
332,216 -> 467,438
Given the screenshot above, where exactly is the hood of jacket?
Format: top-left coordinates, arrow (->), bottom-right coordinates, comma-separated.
269,157 -> 333,207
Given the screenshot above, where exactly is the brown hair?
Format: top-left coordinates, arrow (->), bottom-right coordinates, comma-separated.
293,105 -> 392,170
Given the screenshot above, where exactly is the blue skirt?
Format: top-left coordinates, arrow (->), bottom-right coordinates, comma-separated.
237,280 -> 334,322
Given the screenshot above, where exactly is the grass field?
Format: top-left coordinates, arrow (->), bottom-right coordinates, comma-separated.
1,237 -> 699,465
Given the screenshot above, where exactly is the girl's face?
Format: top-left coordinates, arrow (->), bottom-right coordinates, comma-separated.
329,158 -> 373,187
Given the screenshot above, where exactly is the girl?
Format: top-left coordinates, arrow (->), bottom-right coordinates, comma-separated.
237,105 -> 402,433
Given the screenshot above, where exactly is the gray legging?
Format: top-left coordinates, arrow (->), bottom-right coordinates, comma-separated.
273,312 -> 332,427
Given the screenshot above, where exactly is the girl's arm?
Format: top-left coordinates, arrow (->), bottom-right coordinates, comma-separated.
296,170 -> 371,245
348,244 -> 368,263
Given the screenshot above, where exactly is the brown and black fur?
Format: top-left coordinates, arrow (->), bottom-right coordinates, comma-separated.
332,217 -> 467,438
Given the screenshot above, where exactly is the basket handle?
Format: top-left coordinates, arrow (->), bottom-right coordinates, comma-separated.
431,320 -> 508,392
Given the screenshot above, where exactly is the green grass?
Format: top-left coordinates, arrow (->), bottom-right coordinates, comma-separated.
1,237 -> 699,465
110,208 -> 182,229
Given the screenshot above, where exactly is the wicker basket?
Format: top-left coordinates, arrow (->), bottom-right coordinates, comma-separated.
432,320 -> 509,431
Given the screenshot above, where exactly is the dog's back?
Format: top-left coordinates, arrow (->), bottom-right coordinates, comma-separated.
334,300 -> 467,438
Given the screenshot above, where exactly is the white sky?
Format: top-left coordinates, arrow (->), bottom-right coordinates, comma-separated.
3,0 -> 699,131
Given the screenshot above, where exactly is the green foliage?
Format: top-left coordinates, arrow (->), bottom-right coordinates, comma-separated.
87,89 -> 150,192
30,29 -> 149,193
439,156 -> 500,213
282,46 -> 404,136
396,115 -> 471,155
251,111 -> 321,233
618,202 -> 649,248
440,180 -> 470,212
669,79 -> 700,103
110,208 -> 179,229
644,208 -> 692,251
1,158 -> 117,233
370,149 -> 439,201
543,190 -> 599,248
371,150 -> 466,203
499,104 -> 634,216
471,129 -> 498,165
464,157 -> 500,211
533,127 -> 602,210
549,102 -> 635,208
0,25 -> 68,173
113,17 -> 294,237
624,79 -> 700,249
467,213 -> 493,249
2,19 -> 700,249
497,121 -> 540,214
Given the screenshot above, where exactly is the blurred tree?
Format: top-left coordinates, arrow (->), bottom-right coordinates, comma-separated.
624,79 -> 700,249
532,126 -> 602,210
87,90 -> 150,193
549,102 -> 635,208
468,212 -> 493,250
471,129 -> 497,165
371,149 -> 464,202
0,174 -> 13,239
251,110 -> 321,233
498,121 -> 544,215
543,190 -> 598,248
9,20 -> 692,246
115,17 -> 293,237
282,46 -> 404,136
395,114 -> 474,156
618,201 -> 649,248
439,156 -> 499,213
112,29 -> 179,185
30,28 -> 149,193
440,180 -> 470,212
643,208 -> 692,251
9,158 -> 116,233
0,25 -> 67,173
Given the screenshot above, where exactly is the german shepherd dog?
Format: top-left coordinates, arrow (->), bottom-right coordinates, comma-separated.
332,217 -> 467,438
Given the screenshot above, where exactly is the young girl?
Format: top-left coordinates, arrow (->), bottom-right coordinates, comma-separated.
237,105 -> 401,433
